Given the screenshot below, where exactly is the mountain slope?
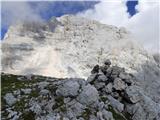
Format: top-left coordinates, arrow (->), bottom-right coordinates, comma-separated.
2,61 -> 160,120
1,15 -> 160,107
1,15 -> 152,78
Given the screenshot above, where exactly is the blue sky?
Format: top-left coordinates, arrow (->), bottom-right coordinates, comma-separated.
126,1 -> 138,16
1,1 -> 138,40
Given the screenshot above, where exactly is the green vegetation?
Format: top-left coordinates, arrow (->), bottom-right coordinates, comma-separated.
100,96 -> 108,102
81,108 -> 92,120
1,73 -> 132,120
29,90 -> 39,98
123,112 -> 132,120
47,85 -> 57,94
108,105 -> 127,120
1,73 -> 38,96
21,110 -> 36,120
59,105 -> 67,112
52,96 -> 64,110
1,73 -> 45,119
14,98 -> 26,111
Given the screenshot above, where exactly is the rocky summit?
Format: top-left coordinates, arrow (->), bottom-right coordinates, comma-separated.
1,60 -> 160,120
1,15 -> 160,120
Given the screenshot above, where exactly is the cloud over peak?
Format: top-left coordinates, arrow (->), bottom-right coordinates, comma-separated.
78,0 -> 159,53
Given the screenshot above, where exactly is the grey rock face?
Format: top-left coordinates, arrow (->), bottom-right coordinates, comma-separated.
139,95 -> 160,120
40,89 -> 49,96
4,93 -> 17,106
119,72 -> 133,85
86,61 -> 160,120
38,82 -> 49,90
91,65 -> 100,74
77,84 -> 99,105
97,101 -> 105,111
126,97 -> 160,120
97,74 -> 108,82
104,83 -> 113,94
102,109 -> 114,120
2,60 -> 160,120
21,88 -> 32,94
107,95 -> 124,112
110,66 -> 124,79
30,102 -> 42,115
113,78 -> 126,91
153,53 -> 160,66
94,81 -> 106,90
87,74 -> 97,83
97,111 -> 104,120
104,59 -> 111,66
56,80 -> 80,97
67,102 -> 85,117
124,86 -> 142,103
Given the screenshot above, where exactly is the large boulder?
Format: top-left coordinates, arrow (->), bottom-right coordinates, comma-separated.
4,93 -> 17,106
113,78 -> 126,91
124,86 -> 142,103
56,80 -> 80,97
77,84 -> 99,105
102,109 -> 114,120
126,95 -> 160,120
107,95 -> 124,112
104,83 -> 113,94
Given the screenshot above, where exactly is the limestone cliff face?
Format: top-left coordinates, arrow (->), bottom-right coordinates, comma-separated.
1,15 -> 160,103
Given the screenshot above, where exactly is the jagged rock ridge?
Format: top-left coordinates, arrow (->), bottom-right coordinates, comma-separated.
1,60 -> 160,120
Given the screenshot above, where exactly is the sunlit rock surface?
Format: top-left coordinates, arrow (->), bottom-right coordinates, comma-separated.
2,15 -> 155,78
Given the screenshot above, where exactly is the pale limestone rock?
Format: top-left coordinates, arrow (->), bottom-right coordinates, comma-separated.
21,88 -> 32,94
77,84 -> 99,105
56,80 -> 80,97
104,83 -> 113,94
113,78 -> 126,91
40,89 -> 49,96
107,95 -> 124,112
124,86 -> 142,103
4,93 -> 17,106
1,15 -> 160,120
1,15 -> 154,79
1,15 -> 160,104
102,110 -> 114,120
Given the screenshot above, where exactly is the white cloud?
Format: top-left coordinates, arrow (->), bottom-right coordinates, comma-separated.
127,1 -> 159,53
2,1 -> 159,53
1,2 -> 44,28
78,1 -> 129,27
77,0 -> 160,53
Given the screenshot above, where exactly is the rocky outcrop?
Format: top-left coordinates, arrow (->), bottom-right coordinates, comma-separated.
1,15 -> 160,107
1,15 -> 160,120
2,60 -> 160,120
87,60 -> 160,120
2,73 -> 113,120
1,16 -> 158,76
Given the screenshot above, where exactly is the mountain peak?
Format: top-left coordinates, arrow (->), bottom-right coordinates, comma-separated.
1,15 -> 160,120
1,15 -> 148,77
